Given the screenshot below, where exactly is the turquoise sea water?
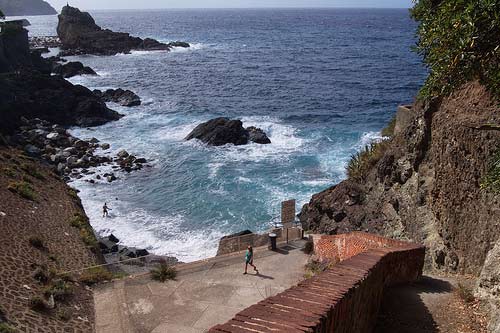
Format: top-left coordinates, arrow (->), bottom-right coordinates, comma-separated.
25,9 -> 426,261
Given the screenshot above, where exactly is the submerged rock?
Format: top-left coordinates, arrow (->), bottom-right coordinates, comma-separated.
185,117 -> 271,146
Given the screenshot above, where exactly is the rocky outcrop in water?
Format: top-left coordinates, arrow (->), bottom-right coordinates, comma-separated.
0,0 -> 56,16
93,88 -> 141,107
52,61 -> 97,78
56,5 -> 190,56
185,117 -> 271,146
0,70 -> 122,134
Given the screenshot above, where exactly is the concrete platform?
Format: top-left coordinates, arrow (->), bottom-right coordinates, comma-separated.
94,240 -> 309,333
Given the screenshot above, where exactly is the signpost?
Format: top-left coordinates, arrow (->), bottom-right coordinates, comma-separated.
281,199 -> 296,243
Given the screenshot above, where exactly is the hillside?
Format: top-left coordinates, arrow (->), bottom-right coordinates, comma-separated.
0,146 -> 103,332
0,0 -> 56,16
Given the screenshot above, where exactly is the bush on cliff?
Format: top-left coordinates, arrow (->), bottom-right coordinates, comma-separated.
347,140 -> 390,181
481,149 -> 500,193
411,0 -> 500,99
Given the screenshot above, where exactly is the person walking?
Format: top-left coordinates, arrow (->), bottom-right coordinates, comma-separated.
244,245 -> 258,274
102,203 -> 111,217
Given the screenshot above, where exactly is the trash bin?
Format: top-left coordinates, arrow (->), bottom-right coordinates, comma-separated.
269,233 -> 277,251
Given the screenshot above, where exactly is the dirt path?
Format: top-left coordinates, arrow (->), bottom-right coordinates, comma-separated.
375,275 -> 488,333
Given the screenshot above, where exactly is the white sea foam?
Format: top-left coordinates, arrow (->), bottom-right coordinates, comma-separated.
73,185 -> 225,262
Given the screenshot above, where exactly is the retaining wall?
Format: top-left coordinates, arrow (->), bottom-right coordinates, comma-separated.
217,227 -> 304,256
209,232 -> 425,333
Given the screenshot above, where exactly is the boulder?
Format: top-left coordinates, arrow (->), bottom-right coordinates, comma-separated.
117,150 -> 129,158
135,249 -> 149,257
94,88 -> 141,107
57,6 -> 190,56
108,234 -> 120,243
186,118 -> 271,146
247,126 -> 271,144
100,143 -> 110,150
185,117 -> 249,146
52,61 -> 97,78
99,239 -> 119,254
24,144 -> 41,156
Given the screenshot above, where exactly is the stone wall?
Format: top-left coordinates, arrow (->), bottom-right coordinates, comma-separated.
217,227 -> 304,256
209,232 -> 424,333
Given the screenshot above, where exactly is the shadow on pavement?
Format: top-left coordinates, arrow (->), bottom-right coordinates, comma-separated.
374,276 -> 453,333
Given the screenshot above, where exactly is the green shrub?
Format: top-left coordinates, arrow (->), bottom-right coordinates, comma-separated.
21,164 -> 45,180
69,214 -> 86,228
79,228 -> 97,247
150,264 -> 177,282
347,140 -> 390,181
481,148 -> 500,193
2,167 -> 17,178
0,323 -> 15,333
304,260 -> 332,279
56,308 -> 72,321
411,0 -> 500,100
28,237 -> 45,250
7,181 -> 36,200
79,267 -> 113,285
43,279 -> 73,301
381,116 -> 397,138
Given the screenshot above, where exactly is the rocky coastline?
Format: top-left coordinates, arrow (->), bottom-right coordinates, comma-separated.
0,9 -> 182,267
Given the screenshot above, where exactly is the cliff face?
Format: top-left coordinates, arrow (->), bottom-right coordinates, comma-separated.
300,82 -> 500,325
0,0 -> 56,16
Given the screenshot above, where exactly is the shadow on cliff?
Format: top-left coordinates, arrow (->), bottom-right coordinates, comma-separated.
374,276 -> 453,333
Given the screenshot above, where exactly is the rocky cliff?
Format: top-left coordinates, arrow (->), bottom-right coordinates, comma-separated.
0,0 -> 56,16
300,81 -> 500,330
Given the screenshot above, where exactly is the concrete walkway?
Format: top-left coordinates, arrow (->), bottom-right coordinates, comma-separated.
94,241 -> 309,333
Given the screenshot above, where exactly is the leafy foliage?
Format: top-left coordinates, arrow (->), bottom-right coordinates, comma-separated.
411,0 -> 500,99
79,267 -> 113,285
347,140 -> 390,181
7,181 -> 36,200
481,148 -> 500,193
150,264 -> 177,282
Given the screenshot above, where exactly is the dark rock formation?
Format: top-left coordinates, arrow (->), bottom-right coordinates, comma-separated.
247,126 -> 271,144
0,0 -> 56,16
220,230 -> 253,240
52,61 -> 97,78
56,5 -> 190,56
0,70 -> 122,134
94,88 -> 141,107
185,118 -> 271,146
300,81 -> 500,277
0,24 -> 32,73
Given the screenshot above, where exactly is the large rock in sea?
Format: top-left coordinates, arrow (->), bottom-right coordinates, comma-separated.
94,88 -> 141,107
0,70 -> 123,134
185,117 -> 271,146
52,61 -> 97,78
56,5 -> 190,56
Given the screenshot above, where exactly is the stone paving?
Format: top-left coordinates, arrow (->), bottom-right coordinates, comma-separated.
94,241 -> 308,333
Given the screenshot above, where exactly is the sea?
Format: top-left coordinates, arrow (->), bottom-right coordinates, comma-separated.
23,8 -> 426,262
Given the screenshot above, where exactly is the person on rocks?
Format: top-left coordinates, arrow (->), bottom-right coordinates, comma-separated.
102,203 -> 111,218
244,246 -> 258,275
